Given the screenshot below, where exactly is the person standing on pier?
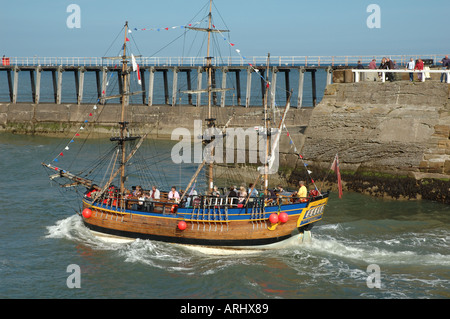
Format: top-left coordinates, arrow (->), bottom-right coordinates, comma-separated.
439,55 -> 450,82
406,58 -> 415,82
415,59 -> 424,81
386,58 -> 395,82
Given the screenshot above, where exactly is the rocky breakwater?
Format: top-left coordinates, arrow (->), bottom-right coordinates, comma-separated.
300,81 -> 450,203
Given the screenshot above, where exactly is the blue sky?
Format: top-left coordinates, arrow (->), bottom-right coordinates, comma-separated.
1,0 -> 449,58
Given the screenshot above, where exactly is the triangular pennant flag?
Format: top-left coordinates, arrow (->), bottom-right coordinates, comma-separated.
59,152 -> 64,156
65,146 -> 69,150
126,37 -> 130,42
89,113 -> 93,116
136,63 -> 141,85
75,133 -> 80,137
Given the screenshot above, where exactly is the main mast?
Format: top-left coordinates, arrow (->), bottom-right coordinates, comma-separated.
263,53 -> 271,196
184,0 -> 230,194
206,0 -> 215,194
119,21 -> 129,195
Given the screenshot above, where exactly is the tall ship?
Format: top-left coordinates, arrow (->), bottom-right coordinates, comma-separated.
43,1 -> 330,249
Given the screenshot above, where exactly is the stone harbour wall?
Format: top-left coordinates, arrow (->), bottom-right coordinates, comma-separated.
298,81 -> 450,203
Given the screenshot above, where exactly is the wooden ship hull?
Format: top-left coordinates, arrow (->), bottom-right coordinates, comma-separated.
80,192 -> 329,247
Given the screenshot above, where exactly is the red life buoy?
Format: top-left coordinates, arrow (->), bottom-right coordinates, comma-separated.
171,205 -> 178,214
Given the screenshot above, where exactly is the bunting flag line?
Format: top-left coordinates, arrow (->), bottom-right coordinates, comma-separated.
51,100 -> 99,166
130,20 -> 204,33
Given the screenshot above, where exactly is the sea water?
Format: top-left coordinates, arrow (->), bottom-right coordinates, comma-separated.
0,133 -> 449,299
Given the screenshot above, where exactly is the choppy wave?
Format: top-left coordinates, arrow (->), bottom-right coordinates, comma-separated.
45,214 -> 450,298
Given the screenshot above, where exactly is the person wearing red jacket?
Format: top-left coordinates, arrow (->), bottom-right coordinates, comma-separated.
414,59 -> 424,81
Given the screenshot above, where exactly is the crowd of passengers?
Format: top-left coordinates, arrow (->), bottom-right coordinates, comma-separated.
84,180 -> 320,210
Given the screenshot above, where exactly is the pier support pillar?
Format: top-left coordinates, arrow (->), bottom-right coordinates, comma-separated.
56,66 -> 63,104
35,67 -> 41,104
12,66 -> 19,104
172,67 -> 178,106
245,66 -> 252,108
147,66 -> 155,106
270,67 -> 278,109
76,67 -> 85,105
220,66 -> 228,107
326,67 -> 333,86
100,67 -> 108,105
297,67 -> 305,108
196,67 -> 203,107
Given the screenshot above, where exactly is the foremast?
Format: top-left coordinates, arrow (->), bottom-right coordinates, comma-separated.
43,21 -> 145,203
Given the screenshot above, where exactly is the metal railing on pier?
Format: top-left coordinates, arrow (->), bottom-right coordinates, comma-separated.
3,54 -> 447,67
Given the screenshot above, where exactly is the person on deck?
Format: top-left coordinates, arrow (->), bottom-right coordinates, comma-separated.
248,183 -> 258,197
238,186 -> 247,205
168,186 -> 180,202
133,185 -> 143,197
211,185 -> 220,197
297,181 -> 308,202
149,185 -> 160,200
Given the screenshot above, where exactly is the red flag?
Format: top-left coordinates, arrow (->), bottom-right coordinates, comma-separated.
331,154 -> 343,199
126,37 -> 130,42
